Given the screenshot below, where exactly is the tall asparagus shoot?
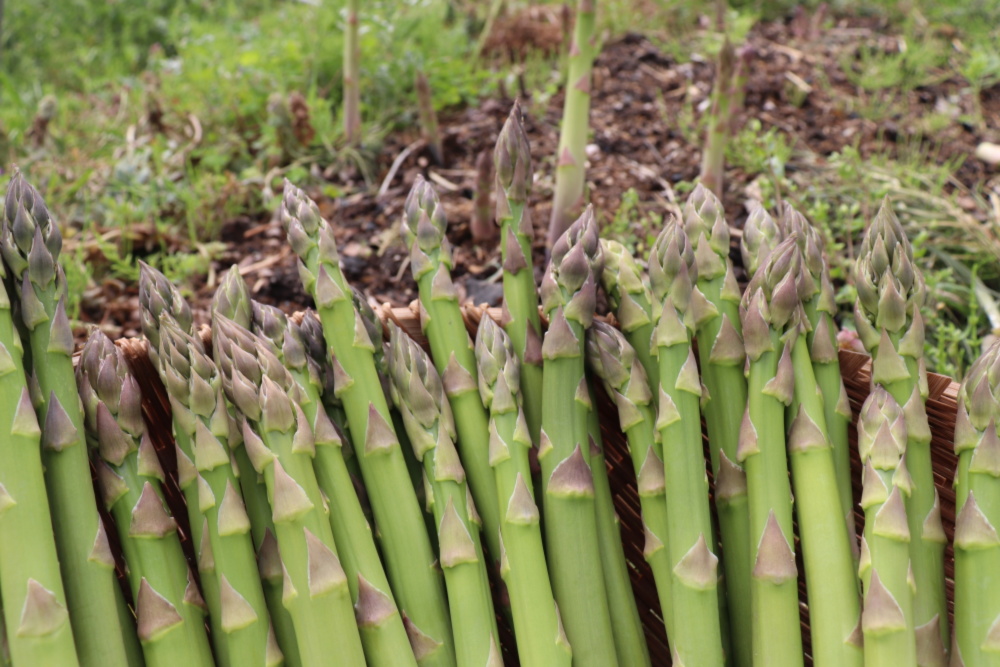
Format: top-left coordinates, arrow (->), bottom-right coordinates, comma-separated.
388,323 -> 503,667
700,37 -> 735,196
213,316 -> 366,666
739,236 -> 804,666
471,150 -> 495,243
599,240 -> 658,390
415,71 -> 443,166
0,172 -> 135,667
854,198 -> 948,663
547,0 -> 598,248
0,243 -> 78,666
281,181 -> 455,666
343,0 -> 360,145
538,207 -> 619,667
952,341 -> 1000,666
401,176 -> 503,568
683,184 -> 752,667
648,220 -> 725,666
77,333 -> 214,667
857,388 -> 916,666
476,316 -> 571,666
494,103 -> 544,443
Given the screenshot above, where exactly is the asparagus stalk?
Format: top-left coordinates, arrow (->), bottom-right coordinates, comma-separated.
401,176 -> 503,568
0,243 -> 78,666
538,206 -> 618,667
857,388 -> 916,665
475,316 -> 570,666
952,341 -> 1000,666
210,268 -> 301,667
854,199 -> 948,664
739,202 -> 782,278
547,0 -> 598,247
585,322 -> 673,641
0,172 -> 135,667
598,239 -> 658,391
252,300 -> 418,667
77,332 -> 213,667
682,184 -> 752,667
415,71 -> 443,166
494,103 -> 544,443
647,220 -> 725,666
387,323 -> 503,667
739,236 -> 804,666
280,181 -> 454,666
153,314 -> 279,667
343,0 -> 360,145
700,37 -> 736,196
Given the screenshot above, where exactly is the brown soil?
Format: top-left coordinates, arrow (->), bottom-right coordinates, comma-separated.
76,12 -> 1000,340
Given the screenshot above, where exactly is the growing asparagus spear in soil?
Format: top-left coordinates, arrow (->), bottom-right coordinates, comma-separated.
250,297 -> 418,667
854,198 -> 948,663
388,322 -> 503,666
0,239 -> 78,666
78,332 -> 214,667
599,239 -> 658,391
476,316 -> 570,666
281,181 -> 455,666
647,220 -> 725,666
953,340 -> 1000,666
213,314 -> 366,666
494,102 -> 544,443
150,309 -> 278,667
857,388 -> 916,666
401,176 -> 503,568
681,184 -> 752,667
0,172 -> 137,667
739,235 -> 803,666
538,206 -> 619,667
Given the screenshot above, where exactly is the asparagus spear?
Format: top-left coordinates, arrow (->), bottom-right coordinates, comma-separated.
494,103 -> 544,443
739,236 -> 803,666
281,181 -> 454,665
739,202 -> 782,278
599,239 -> 658,391
77,332 -> 213,667
647,220 -> 725,666
213,315 -> 366,666
953,341 -> 1000,666
401,176 -> 502,567
251,300 -> 418,667
854,199 -> 947,664
0,172 -> 136,667
153,314 -> 279,667
682,184 -> 751,667
387,322 -> 503,666
585,322 -> 673,642
475,316 -> 570,666
0,238 -> 78,666
538,207 -> 618,667
857,388 -> 916,665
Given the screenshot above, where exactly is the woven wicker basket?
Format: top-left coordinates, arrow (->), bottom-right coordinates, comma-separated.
114,305 -> 961,666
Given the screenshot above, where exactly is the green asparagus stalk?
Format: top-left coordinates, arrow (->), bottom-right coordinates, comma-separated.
598,240 -> 658,391
0,241 -> 78,666
494,103 -> 544,443
739,236 -> 804,666
952,341 -> 1000,666
857,388 -> 916,665
280,181 -> 454,666
213,315 -> 366,666
547,0 -> 598,248
387,322 -> 503,666
251,300 -> 418,667
538,206 -> 618,667
0,172 -> 136,667
682,184 -> 752,667
583,385 -> 651,667
210,267 -> 301,667
343,0 -> 361,145
77,332 -> 213,667
647,220 -> 725,666
401,176 -> 503,568
782,203 -> 855,541
854,198 -> 948,664
700,37 -> 736,196
152,314 -> 279,667
585,322 -> 673,641
739,202 -> 782,278
475,316 -> 570,666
